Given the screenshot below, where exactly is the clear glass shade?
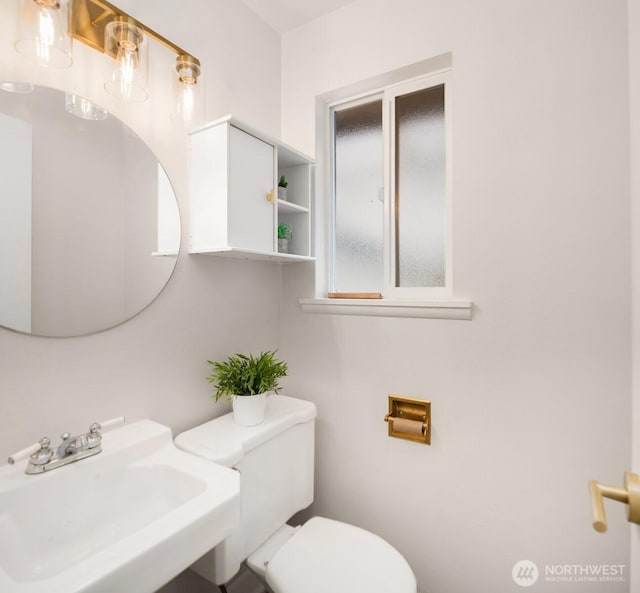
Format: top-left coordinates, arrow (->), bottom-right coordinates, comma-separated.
104,21 -> 149,102
65,93 -> 108,121
14,0 -> 73,68
173,58 -> 203,126
175,79 -> 201,125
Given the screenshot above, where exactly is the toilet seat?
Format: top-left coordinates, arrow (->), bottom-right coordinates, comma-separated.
264,517 -> 417,593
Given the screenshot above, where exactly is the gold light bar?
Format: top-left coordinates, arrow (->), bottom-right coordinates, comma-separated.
71,0 -> 200,71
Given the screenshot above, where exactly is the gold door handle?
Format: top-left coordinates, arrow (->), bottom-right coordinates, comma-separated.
266,189 -> 275,204
589,472 -> 640,532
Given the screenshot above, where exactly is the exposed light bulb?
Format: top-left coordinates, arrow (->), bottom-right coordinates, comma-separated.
174,55 -> 202,126
114,44 -> 138,101
36,7 -> 55,63
179,83 -> 195,122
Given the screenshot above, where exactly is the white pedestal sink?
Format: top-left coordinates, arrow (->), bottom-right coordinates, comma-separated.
0,420 -> 240,593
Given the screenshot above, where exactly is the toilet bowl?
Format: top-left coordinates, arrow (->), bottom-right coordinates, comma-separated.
174,395 -> 416,593
249,517 -> 416,593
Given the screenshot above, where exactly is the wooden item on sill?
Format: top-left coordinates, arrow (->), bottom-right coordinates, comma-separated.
327,292 -> 382,299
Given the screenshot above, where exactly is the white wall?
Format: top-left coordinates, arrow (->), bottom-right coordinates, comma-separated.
281,1 -> 631,592
0,0 -> 283,480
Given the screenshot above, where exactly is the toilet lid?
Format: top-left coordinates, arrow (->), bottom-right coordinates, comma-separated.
265,517 -> 417,593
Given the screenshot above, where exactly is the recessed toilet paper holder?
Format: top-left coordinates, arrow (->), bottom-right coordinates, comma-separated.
384,395 -> 431,445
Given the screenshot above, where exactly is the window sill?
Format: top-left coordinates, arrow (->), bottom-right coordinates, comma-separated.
298,298 -> 472,320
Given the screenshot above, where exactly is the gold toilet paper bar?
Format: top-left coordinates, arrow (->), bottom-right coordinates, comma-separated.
384,394 -> 431,445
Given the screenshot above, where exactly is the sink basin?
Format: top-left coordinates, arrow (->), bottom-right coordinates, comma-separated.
0,420 -> 240,593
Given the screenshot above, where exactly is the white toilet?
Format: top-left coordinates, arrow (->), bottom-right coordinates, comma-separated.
174,394 -> 417,593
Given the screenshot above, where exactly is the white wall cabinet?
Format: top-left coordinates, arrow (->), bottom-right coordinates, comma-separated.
189,116 -> 314,262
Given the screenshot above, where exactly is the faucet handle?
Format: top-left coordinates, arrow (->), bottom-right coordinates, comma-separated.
85,417 -> 125,448
8,437 -> 52,465
87,416 -> 126,440
31,438 -> 54,465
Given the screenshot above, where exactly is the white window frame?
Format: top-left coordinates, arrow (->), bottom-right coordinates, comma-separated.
300,60 -> 472,320
328,70 -> 453,299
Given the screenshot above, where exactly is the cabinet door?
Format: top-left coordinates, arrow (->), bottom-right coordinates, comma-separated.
228,126 -> 275,252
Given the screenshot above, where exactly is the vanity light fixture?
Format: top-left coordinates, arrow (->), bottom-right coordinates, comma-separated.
175,55 -> 202,125
64,92 -> 108,120
103,19 -> 148,102
71,0 -> 202,117
14,0 -> 202,121
14,0 -> 73,68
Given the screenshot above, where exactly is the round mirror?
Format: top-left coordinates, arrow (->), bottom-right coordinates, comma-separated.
0,84 -> 180,337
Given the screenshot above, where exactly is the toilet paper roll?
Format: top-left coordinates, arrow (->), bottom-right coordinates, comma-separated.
392,418 -> 425,435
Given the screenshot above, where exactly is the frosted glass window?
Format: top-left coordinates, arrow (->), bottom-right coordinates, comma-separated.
395,84 -> 446,287
333,100 -> 383,292
329,72 -> 450,298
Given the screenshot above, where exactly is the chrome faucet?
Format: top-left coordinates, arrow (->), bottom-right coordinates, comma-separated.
8,417 -> 125,474
57,432 -> 79,459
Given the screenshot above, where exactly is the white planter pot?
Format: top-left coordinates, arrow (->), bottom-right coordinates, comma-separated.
278,187 -> 287,201
232,392 -> 268,426
278,238 -> 289,253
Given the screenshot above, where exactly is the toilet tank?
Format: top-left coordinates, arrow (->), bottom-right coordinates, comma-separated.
174,395 -> 316,585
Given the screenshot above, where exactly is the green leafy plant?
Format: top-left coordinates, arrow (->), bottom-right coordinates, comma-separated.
278,175 -> 288,188
277,223 -> 291,239
206,350 -> 288,402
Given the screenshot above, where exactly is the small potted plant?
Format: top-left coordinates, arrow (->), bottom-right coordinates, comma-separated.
206,350 -> 288,426
278,175 -> 288,201
277,223 -> 292,254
